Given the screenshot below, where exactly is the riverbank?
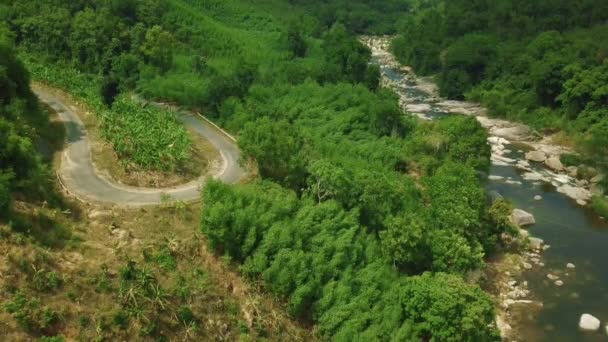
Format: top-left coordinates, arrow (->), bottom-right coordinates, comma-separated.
361,36 -> 604,208
362,35 -> 608,341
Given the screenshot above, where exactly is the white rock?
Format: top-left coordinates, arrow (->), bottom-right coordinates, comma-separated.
545,156 -> 564,172
489,175 -> 505,181
503,299 -> 515,308
555,280 -> 564,286
555,175 -> 571,184
519,229 -> 530,239
493,155 -> 517,164
579,314 -> 600,331
525,151 -> 547,162
522,172 -> 545,181
493,126 -> 530,140
529,237 -> 544,250
547,274 -> 559,281
567,263 -> 576,269
506,180 -> 523,185
488,137 -> 500,144
522,262 -> 533,270
577,199 -> 587,206
492,159 -> 510,166
511,209 -> 536,227
557,184 -> 592,202
405,103 -> 432,113
534,195 -> 543,201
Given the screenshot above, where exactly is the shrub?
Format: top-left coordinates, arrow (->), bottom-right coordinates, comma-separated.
591,196 -> 608,218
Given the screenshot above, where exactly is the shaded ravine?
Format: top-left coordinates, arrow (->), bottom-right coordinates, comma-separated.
35,89 -> 246,206
364,37 -> 608,341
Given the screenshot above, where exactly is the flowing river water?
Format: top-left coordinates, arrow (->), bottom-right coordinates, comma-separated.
365,38 -> 608,341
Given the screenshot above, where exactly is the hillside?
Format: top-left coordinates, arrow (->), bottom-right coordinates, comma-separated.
0,1 -> 515,341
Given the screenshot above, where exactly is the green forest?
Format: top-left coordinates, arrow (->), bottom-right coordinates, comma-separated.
2,0 -> 605,341
392,0 -> 608,179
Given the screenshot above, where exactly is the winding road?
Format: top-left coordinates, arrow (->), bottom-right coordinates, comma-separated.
34,89 -> 246,206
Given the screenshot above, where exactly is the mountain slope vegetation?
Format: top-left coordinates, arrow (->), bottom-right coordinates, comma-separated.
1,0 -> 514,340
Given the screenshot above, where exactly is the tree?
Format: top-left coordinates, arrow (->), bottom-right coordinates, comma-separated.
287,22 -> 308,58
238,117 -> 308,190
356,171 -> 420,232
380,214 -> 431,273
69,8 -> 113,71
439,34 -> 498,99
401,272 -> 500,341
426,162 -> 485,237
306,159 -> 353,205
321,23 -> 374,85
140,25 -> 174,72
200,180 -> 298,262
0,41 -> 53,209
436,116 -> 491,172
424,162 -> 487,272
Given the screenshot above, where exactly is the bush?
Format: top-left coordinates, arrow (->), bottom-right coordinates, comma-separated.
591,196 -> 608,218
560,153 -> 583,167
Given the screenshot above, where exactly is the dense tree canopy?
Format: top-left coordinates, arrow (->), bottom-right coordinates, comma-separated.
2,0 -> 513,340
0,40 -> 54,216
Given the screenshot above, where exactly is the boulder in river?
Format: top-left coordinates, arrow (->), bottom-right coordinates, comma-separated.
522,172 -> 545,182
405,103 -> 432,113
567,263 -> 576,269
511,209 -> 536,227
534,195 -> 543,201
492,126 -> 530,141
529,237 -> 544,250
525,150 -> 547,162
545,156 -> 564,172
557,184 -> 592,202
579,314 -> 600,331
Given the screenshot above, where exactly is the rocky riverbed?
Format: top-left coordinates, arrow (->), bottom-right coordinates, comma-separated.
362,35 -> 608,341
361,36 -> 604,207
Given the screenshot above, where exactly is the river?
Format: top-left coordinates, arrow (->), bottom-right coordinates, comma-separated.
366,37 -> 608,341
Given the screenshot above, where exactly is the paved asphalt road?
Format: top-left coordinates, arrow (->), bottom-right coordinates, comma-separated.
35,89 -> 246,206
